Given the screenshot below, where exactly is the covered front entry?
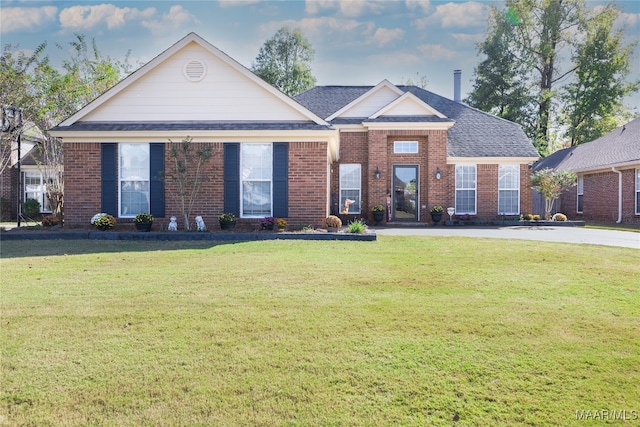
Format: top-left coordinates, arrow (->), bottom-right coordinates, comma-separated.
392,165 -> 418,221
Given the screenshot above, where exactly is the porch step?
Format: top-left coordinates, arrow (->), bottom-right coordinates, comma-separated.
382,222 -> 428,228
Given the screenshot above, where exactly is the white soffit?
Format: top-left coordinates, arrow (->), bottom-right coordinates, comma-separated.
369,92 -> 447,119
326,80 -> 404,121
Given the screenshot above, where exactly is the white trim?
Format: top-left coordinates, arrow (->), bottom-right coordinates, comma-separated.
394,141 -> 419,154
362,121 -> 454,130
59,33 -> 329,127
339,163 -> 362,214
240,143 -> 273,218
635,168 -> 640,216
118,143 -> 150,218
448,157 -> 538,165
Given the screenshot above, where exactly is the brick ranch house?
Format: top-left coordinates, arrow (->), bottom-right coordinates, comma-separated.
534,117 -> 640,225
50,33 -> 539,229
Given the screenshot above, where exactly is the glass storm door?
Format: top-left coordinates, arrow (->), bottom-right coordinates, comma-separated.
393,165 -> 418,221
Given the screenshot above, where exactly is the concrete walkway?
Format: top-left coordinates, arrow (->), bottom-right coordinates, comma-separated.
375,225 -> 639,249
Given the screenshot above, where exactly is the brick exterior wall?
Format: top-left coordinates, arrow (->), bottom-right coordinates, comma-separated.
64,141 -> 329,229
561,168 -> 639,225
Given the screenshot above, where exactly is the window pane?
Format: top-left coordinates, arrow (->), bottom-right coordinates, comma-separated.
394,141 -> 418,153
242,144 -> 272,180
340,164 -> 361,214
242,181 -> 271,216
498,165 -> 519,214
455,165 -> 476,214
121,181 -> 150,216
120,144 -> 150,217
241,144 -> 272,217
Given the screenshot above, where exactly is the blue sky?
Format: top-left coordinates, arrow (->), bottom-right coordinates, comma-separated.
2,0 -> 639,103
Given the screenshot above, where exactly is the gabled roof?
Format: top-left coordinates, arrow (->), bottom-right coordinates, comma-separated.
56,32 -> 328,129
534,117 -> 640,173
295,85 -> 538,159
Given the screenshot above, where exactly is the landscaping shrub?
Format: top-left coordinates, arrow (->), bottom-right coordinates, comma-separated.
23,198 -> 41,218
346,219 -> 366,234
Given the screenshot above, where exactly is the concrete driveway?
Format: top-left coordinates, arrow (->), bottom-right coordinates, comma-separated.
376,225 -> 639,249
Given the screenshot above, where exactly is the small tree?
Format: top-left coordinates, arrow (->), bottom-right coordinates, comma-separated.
165,137 -> 212,230
531,168 -> 577,220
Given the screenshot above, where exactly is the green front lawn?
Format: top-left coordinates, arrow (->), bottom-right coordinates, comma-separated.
1,237 -> 638,426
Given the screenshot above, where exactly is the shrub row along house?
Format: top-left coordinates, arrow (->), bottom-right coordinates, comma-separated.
534,117 -> 640,225
50,33 -> 539,229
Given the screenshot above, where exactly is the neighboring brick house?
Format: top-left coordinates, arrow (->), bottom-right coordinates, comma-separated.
533,118 -> 640,225
50,32 -> 539,229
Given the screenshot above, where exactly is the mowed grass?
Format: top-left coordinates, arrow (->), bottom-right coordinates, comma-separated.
1,236 -> 638,426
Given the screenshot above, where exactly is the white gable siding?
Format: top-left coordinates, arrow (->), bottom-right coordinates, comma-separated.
83,42 -> 310,122
338,86 -> 400,118
377,97 -> 436,117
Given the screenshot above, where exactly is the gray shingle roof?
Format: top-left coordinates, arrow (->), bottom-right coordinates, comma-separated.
50,121 -> 333,132
534,117 -> 640,172
295,85 -> 539,158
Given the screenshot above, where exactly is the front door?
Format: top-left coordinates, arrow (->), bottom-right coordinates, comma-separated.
393,165 -> 418,221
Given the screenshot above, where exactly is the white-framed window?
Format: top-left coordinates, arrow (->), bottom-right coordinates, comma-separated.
339,164 -> 361,214
635,169 -> 640,215
394,141 -> 419,154
455,164 -> 476,214
498,165 -> 520,215
119,144 -> 150,217
577,175 -> 584,213
241,143 -> 272,217
23,171 -> 51,212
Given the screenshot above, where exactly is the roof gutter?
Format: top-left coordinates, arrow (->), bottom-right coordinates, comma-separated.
612,167 -> 623,224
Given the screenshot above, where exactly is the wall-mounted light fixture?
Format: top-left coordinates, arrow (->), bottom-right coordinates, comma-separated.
374,166 -> 381,180
435,168 -> 442,180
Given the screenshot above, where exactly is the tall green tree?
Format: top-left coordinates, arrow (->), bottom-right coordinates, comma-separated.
468,0 -> 637,154
560,4 -> 639,146
252,27 -> 316,96
1,35 -> 132,217
466,6 -> 536,139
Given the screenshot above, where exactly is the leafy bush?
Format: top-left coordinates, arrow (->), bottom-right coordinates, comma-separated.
135,213 -> 154,223
430,205 -> 444,213
260,216 -> 275,228
276,218 -> 287,228
346,219 -> 367,234
91,213 -> 116,229
324,215 -> 342,228
372,204 -> 384,213
23,198 -> 41,218
41,215 -> 61,227
219,212 -> 237,222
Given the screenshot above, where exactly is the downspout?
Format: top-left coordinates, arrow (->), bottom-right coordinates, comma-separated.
612,167 -> 622,223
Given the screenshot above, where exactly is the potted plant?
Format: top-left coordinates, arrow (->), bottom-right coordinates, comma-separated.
430,205 -> 444,225
324,215 -> 342,232
260,216 -> 276,230
91,213 -> 116,231
134,212 -> 154,232
219,212 -> 237,230
276,218 -> 287,231
372,204 -> 385,225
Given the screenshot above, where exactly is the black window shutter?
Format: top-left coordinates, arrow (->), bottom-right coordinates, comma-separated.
223,143 -> 240,216
272,142 -> 288,217
101,143 -> 117,215
149,143 -> 165,217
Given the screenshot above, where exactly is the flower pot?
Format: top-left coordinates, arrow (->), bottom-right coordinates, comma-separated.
430,212 -> 443,225
372,211 -> 384,225
219,220 -> 236,230
135,222 -> 153,232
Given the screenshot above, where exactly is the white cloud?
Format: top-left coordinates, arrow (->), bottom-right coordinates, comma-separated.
218,0 -> 261,7
618,11 -> 640,28
305,0 -> 385,17
0,6 -> 57,33
417,43 -> 457,60
405,0 -> 431,13
373,28 -> 404,46
413,1 -> 489,30
59,4 -> 155,30
450,32 -> 484,45
141,5 -> 198,35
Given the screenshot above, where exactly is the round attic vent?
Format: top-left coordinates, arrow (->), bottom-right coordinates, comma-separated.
184,60 -> 205,82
